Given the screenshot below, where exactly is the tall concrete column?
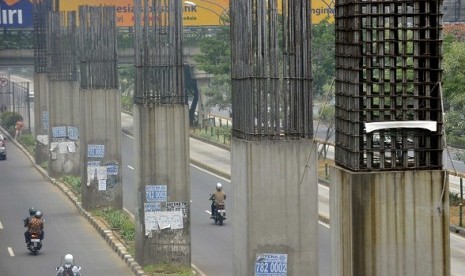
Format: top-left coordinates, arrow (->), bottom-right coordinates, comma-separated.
32,0 -> 52,165
134,105 -> 190,265
48,80 -> 80,177
133,0 -> 190,266
332,1 -> 448,275
232,140 -> 319,275
33,73 -> 49,165
80,89 -> 122,210
46,10 -> 80,178
77,6 -> 122,210
330,168 -> 450,276
230,1 -> 317,275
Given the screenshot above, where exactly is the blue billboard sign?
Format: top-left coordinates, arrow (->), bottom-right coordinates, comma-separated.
0,0 -> 34,28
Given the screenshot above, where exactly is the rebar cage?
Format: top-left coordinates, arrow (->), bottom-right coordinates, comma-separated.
46,11 -> 78,81
133,0 -> 185,106
335,0 -> 444,171
33,0 -> 53,73
231,0 -> 313,141
78,6 -> 118,90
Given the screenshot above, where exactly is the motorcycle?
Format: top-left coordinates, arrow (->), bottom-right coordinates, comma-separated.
210,196 -> 226,225
55,265 -> 82,275
27,232 -> 42,255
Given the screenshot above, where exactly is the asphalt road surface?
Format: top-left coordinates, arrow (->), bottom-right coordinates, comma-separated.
0,140 -> 133,275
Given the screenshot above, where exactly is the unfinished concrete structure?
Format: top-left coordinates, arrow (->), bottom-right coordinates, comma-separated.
78,6 -> 122,210
230,1 -> 318,275
331,1 -> 449,275
32,0 -> 53,165
133,0 -> 190,267
46,10 -> 80,177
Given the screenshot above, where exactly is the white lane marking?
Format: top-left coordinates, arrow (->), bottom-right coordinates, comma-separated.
128,165 -> 134,170
319,221 -> 330,228
7,247 -> 14,257
0,221 -> 3,230
123,132 -> 133,139
205,210 -> 212,215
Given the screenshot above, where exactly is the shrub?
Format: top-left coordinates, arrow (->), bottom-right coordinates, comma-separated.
450,191 -> 464,206
61,175 -> 81,195
0,112 -> 22,131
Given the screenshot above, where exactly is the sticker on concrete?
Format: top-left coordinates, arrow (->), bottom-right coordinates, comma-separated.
146,185 -> 167,202
52,126 -> 67,138
106,163 -> 118,176
87,144 -> 105,158
145,210 -> 183,231
67,126 -> 79,140
167,202 -> 189,219
255,253 -> 288,276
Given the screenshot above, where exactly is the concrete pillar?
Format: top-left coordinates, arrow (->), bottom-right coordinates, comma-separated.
134,105 -> 191,266
33,72 -> 49,165
80,89 -> 122,210
330,167 -> 450,276
48,80 -> 80,177
232,139 -> 319,276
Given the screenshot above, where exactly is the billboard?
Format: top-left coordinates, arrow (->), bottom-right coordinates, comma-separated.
60,0 -> 230,27
0,0 -> 334,29
0,0 -> 35,28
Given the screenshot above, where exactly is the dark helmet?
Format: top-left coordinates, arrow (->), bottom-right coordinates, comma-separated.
28,207 -> 37,216
34,211 -> 42,218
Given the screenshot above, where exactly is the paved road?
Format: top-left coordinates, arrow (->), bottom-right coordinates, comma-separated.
0,136 -> 133,275
121,112 -> 465,275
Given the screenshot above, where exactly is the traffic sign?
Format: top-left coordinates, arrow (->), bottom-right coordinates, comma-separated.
0,77 -> 8,87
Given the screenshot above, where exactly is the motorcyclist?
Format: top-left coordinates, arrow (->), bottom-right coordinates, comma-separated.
210,182 -> 226,218
26,211 -> 44,246
23,207 -> 37,243
56,254 -> 81,276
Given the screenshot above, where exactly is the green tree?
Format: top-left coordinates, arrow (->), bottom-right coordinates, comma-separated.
194,26 -> 231,112
442,38 -> 465,110
312,20 -> 335,97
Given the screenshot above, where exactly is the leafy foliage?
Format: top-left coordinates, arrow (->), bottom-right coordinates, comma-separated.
143,263 -> 194,275
94,208 -> 135,241
61,175 -> 81,195
312,20 -> 335,97
0,112 -> 23,131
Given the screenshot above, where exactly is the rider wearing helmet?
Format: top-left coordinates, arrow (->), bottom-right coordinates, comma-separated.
26,210 -> 44,246
24,207 -> 37,243
210,182 -> 226,218
56,254 -> 81,276
24,207 -> 37,226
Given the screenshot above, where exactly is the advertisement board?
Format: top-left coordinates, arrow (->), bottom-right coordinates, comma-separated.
0,0 -> 35,28
60,0 -> 333,27
60,0 -> 230,27
0,0 -> 334,29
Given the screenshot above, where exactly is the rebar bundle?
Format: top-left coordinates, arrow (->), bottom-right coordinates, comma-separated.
133,0 -> 184,105
78,6 -> 118,89
33,0 -> 53,73
47,11 -> 78,81
334,0 -> 443,171
231,0 -> 313,140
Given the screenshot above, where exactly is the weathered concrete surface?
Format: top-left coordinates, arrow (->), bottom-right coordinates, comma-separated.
231,139 -> 319,276
33,72 -> 49,165
48,80 -> 80,177
80,88 -> 122,210
134,105 -> 191,267
330,167 -> 450,276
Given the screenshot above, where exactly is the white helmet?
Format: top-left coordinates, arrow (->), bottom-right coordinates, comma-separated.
216,182 -> 222,191
64,254 -> 74,266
